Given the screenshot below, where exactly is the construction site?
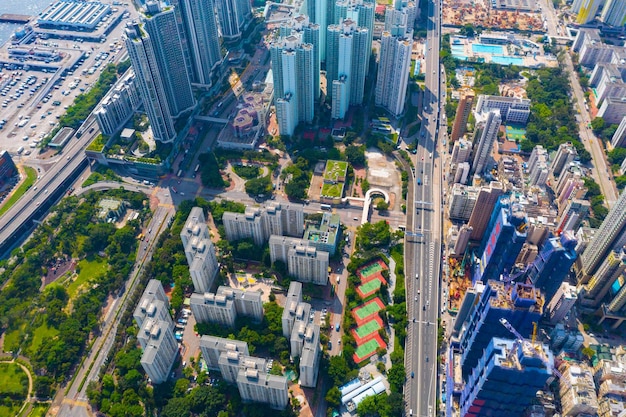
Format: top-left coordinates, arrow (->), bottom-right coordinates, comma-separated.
442,0 -> 545,32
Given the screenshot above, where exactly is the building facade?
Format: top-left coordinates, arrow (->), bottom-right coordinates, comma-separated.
375,26 -> 412,116
471,109 -> 501,176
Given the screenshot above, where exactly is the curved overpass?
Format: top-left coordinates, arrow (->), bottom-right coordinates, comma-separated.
76,182 -> 153,196
360,188 -> 390,225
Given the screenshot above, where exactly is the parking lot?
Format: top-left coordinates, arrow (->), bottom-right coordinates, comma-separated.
0,8 -> 136,158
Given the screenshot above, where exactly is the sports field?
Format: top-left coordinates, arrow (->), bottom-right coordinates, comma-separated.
358,261 -> 384,280
506,125 -> 526,141
352,315 -> 383,344
353,333 -> 387,364
356,278 -> 382,299
352,297 -> 384,325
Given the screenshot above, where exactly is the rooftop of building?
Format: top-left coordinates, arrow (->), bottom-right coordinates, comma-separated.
304,212 -> 340,246
487,280 -> 545,312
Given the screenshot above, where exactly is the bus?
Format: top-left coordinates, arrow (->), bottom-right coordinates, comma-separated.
194,164 -> 200,173
177,169 -> 183,177
320,204 -> 331,211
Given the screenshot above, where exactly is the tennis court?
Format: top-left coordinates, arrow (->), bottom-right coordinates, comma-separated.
357,259 -> 388,282
356,278 -> 383,299
352,297 -> 384,325
352,315 -> 383,344
353,333 -> 387,364
506,125 -> 526,141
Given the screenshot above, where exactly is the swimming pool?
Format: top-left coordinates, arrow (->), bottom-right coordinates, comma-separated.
491,55 -> 524,66
472,43 -> 504,54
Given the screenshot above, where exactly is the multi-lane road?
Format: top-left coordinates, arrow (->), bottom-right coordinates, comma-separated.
405,0 -> 443,415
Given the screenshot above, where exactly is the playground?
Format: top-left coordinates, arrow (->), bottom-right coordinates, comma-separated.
351,297 -> 385,326
505,125 -> 526,142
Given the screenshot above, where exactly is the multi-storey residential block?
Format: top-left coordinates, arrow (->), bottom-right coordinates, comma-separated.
181,207 -> 218,293
375,30 -> 412,116
199,335 -> 249,370
95,70 -> 142,135
139,1 -> 195,116
171,0 -> 222,86
581,248 -> 626,307
326,18 -> 369,119
271,16 -> 319,136
140,319 -> 178,384
559,363 -> 599,417
134,279 -> 171,331
190,286 -> 263,326
124,21 -> 177,143
471,109 -> 501,176
223,203 -> 304,246
448,184 -> 478,222
215,0 -> 251,40
475,95 -> 531,124
282,281 -> 303,338
580,189 -> 626,279
545,282 -> 578,324
611,116 -> 626,148
299,324 -> 321,388
550,142 -> 578,179
467,181 -> 504,241
527,233 -> 578,302
451,91 -> 475,141
269,236 -> 329,285
600,0 -> 626,26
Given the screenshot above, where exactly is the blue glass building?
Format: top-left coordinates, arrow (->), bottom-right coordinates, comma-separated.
475,197 -> 528,283
458,338 -> 553,417
457,280 -> 544,375
527,232 -> 577,302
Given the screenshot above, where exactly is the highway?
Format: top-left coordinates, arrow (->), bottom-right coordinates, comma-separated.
0,114 -> 100,258
405,0 -> 443,415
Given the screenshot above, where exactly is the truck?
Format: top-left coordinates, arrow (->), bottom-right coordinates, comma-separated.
417,178 -> 422,185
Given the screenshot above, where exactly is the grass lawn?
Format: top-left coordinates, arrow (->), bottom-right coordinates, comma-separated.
66,257 -> 108,299
0,405 -> 21,417
321,182 -> 344,198
27,320 -> 59,357
323,160 -> 348,182
2,323 -> 26,353
0,166 -> 37,217
27,403 -> 49,417
0,362 -> 28,399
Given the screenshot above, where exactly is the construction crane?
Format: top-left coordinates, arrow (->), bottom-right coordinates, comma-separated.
499,318 -> 571,388
500,265 -> 529,284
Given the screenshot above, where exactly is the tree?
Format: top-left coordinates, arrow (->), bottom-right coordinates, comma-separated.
590,117 -> 605,135
345,145 -> 366,166
161,397 -> 191,417
327,355 -> 351,386
188,385 -> 227,415
376,200 -> 389,211
325,386 -> 341,407
387,363 -> 406,392
245,175 -> 273,196
356,221 -> 391,251
582,346 -> 595,360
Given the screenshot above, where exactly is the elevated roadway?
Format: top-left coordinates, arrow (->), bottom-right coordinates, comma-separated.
0,115 -> 99,258
405,0 -> 443,415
